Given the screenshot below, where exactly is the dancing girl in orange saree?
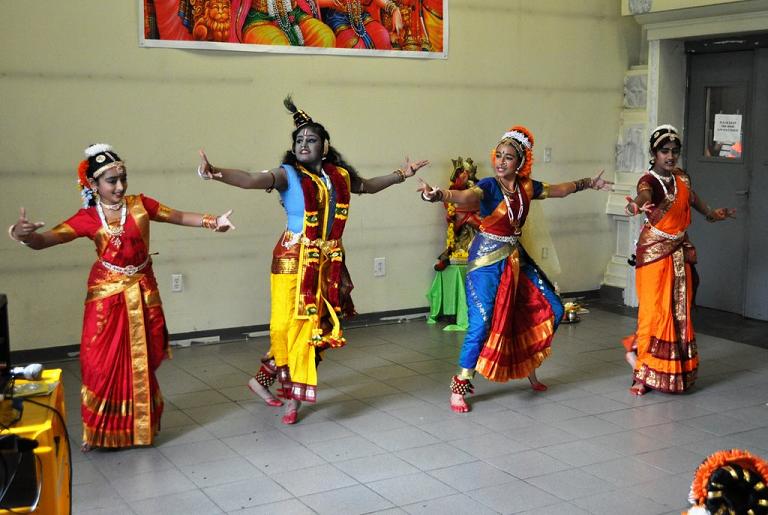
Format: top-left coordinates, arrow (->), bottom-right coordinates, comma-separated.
623,125 -> 735,396
7,144 -> 234,450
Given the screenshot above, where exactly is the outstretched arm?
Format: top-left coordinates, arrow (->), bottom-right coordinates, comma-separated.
417,178 -> 479,205
355,157 -> 430,194
547,169 -> 614,198
690,190 -> 736,222
162,208 -> 236,232
624,189 -> 655,216
198,150 -> 287,191
7,207 -> 59,250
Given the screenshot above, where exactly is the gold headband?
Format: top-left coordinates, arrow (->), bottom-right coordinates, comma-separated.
92,161 -> 125,179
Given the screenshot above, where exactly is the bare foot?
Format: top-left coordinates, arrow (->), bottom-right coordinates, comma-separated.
282,399 -> 301,425
625,351 -> 637,368
528,371 -> 547,392
629,382 -> 648,396
80,443 -> 93,453
248,377 -> 283,407
450,392 -> 470,413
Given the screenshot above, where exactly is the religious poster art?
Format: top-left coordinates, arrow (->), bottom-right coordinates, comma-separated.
140,0 -> 447,58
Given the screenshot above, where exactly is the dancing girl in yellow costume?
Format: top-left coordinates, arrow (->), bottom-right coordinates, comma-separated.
197,97 -> 428,423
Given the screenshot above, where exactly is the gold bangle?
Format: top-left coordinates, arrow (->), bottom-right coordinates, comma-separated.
574,178 -> 590,192
201,214 -> 218,230
393,169 -> 406,183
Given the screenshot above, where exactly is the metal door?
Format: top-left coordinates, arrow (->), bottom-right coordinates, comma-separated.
686,45 -> 768,320
685,51 -> 751,315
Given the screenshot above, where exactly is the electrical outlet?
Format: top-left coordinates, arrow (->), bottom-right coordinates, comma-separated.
373,257 -> 386,277
171,273 -> 183,292
541,247 -> 549,259
544,147 -> 552,163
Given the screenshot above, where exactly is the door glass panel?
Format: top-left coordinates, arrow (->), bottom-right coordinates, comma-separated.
704,85 -> 747,160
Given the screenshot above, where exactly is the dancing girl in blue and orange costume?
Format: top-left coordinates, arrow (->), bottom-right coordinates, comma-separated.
197,97 -> 428,424
419,126 -> 612,412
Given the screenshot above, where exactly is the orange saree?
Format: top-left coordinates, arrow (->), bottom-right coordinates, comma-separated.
627,172 -> 698,393
52,194 -> 171,447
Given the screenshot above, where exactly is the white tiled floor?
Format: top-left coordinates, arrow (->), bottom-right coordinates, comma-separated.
53,308 -> 768,514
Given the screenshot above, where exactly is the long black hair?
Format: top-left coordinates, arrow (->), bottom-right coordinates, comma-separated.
281,95 -> 362,189
281,122 -> 363,189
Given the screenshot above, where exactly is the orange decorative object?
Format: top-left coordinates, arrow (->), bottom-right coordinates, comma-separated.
690,449 -> 768,506
77,159 -> 90,188
192,0 -> 232,42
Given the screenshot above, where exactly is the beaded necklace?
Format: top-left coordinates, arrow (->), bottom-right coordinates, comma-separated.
346,1 -> 366,38
100,200 -> 124,211
306,0 -> 319,18
267,0 -> 304,45
96,201 -> 127,247
497,178 -> 524,224
649,170 -> 676,202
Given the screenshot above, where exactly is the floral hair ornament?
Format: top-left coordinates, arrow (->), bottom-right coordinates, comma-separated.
685,448 -> 768,515
84,143 -> 124,179
77,143 -> 124,207
500,130 -> 532,150
491,125 -> 535,178
77,153 -> 94,208
650,124 -> 681,152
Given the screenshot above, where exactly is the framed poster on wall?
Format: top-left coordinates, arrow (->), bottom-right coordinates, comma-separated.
140,0 -> 447,59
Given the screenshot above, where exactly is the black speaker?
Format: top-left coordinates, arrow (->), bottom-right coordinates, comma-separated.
0,435 -> 39,509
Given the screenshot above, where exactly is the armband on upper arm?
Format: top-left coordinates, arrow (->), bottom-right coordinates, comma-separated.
538,182 -> 550,199
155,204 -> 173,223
469,185 -> 483,199
637,182 -> 652,194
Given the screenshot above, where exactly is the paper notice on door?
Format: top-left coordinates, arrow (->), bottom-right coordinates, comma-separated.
713,114 -> 742,144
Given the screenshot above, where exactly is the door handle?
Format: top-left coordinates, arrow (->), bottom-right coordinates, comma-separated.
735,190 -> 749,196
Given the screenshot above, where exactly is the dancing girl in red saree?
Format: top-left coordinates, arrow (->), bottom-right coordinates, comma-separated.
8,144 -> 234,450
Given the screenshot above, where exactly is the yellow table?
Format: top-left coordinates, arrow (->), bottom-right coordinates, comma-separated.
0,369 -> 70,514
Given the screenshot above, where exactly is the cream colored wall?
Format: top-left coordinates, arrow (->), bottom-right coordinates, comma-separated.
622,0 -> 744,15
0,1 -> 640,351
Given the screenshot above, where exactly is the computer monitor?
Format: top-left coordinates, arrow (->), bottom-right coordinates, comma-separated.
0,294 -> 10,376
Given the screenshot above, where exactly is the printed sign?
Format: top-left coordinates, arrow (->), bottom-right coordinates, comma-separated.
713,113 -> 742,144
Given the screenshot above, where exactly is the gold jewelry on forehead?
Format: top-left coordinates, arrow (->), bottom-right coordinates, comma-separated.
92,161 -> 125,179
499,137 -> 525,159
652,132 -> 679,150
650,124 -> 680,151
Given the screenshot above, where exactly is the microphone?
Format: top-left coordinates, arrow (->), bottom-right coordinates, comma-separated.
10,364 -> 43,381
